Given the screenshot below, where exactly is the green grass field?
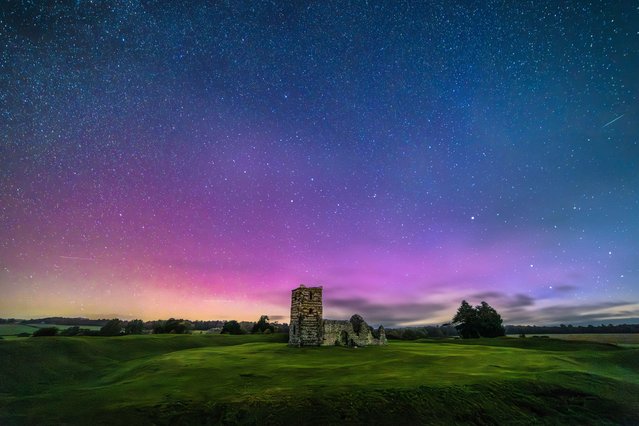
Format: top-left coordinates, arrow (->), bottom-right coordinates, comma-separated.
0,324 -> 40,336
1,334 -> 638,425
0,324 -> 103,337
25,323 -> 103,331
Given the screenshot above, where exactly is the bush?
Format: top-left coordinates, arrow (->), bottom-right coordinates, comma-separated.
152,318 -> 192,334
125,319 -> 144,335
221,320 -> 244,335
100,319 -> 123,336
252,315 -> 274,334
61,326 -> 81,336
33,327 -> 59,337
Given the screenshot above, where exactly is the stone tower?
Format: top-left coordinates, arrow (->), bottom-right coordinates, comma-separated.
289,285 -> 323,346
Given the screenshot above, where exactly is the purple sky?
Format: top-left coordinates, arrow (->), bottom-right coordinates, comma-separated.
2,2 -> 638,325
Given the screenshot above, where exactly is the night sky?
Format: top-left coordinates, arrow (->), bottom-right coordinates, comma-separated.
2,1 -> 638,326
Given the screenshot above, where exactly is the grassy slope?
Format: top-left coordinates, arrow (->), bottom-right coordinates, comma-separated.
1,334 -> 638,425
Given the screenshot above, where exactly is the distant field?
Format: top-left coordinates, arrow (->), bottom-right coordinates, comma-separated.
0,323 -> 102,336
25,323 -> 103,331
0,324 -> 38,336
508,333 -> 639,345
1,334 -> 638,425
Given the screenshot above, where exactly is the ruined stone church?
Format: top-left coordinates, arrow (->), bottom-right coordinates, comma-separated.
288,285 -> 387,347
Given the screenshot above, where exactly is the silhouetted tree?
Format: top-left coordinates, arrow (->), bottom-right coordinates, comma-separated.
252,315 -> 274,333
100,319 -> 122,336
453,300 -> 480,338
402,328 -> 419,340
475,301 -> 505,337
33,327 -> 59,337
171,320 -> 191,334
505,323 -> 639,335
453,300 -> 504,338
221,320 -> 243,335
60,326 -> 81,336
191,320 -> 225,330
125,319 -> 144,335
152,321 -> 166,334
164,318 -> 180,333
157,318 -> 192,334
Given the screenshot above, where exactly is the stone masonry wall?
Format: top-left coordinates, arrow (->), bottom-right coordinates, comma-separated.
321,320 -> 352,346
289,285 -> 323,346
321,315 -> 387,346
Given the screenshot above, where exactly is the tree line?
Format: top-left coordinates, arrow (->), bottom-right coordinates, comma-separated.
385,325 -> 459,340
24,315 -> 288,337
506,323 -> 639,335
5,306 -> 639,339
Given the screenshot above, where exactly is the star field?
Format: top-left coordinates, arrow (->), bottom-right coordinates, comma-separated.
1,1 -> 638,325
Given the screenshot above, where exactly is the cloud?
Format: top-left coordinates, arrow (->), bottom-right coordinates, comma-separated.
511,294 -> 535,307
471,292 -> 535,308
471,291 -> 502,300
325,292 -> 639,327
267,315 -> 286,321
552,284 -> 578,293
503,301 -> 639,325
454,288 -> 632,324
325,297 -> 447,326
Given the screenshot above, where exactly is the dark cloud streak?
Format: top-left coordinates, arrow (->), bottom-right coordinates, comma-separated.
326,297 -> 447,326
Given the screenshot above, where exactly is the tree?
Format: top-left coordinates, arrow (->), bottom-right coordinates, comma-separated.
100,319 -> 122,336
157,318 -> 192,334
33,327 -> 59,337
475,301 -> 505,337
221,320 -> 243,335
252,315 -> 274,333
402,328 -> 418,340
164,318 -> 180,333
125,319 -> 144,335
60,326 -> 81,336
152,321 -> 166,334
452,300 -> 480,338
452,300 -> 504,338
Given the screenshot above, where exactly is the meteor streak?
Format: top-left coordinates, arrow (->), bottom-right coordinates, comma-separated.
602,114 -> 624,128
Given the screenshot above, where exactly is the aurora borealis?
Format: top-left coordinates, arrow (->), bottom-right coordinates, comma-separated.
1,1 -> 638,326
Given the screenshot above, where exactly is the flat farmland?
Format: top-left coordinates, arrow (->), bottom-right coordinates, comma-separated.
508,333 -> 639,346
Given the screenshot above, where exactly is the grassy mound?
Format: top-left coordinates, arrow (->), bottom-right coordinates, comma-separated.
1,334 -> 637,425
